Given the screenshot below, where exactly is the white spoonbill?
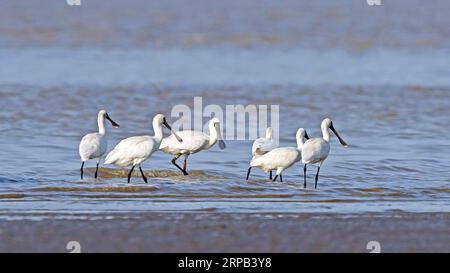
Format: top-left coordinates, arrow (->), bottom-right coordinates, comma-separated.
79,110 -> 120,179
251,127 -> 278,179
104,114 -> 182,183
302,118 -> 348,189
247,128 -> 309,182
159,117 -> 226,175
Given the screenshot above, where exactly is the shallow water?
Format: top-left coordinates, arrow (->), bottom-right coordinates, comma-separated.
0,0 -> 449,219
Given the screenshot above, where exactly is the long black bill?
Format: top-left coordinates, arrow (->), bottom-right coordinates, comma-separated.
214,123 -> 226,149
218,140 -> 226,149
304,131 -> 310,140
163,119 -> 183,143
330,123 -> 348,147
105,114 -> 120,128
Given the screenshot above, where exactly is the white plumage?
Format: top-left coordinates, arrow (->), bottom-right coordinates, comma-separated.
79,110 -> 119,180
159,117 -> 226,175
301,138 -> 330,165
247,128 -> 309,182
250,147 -> 301,173
104,114 -> 182,183
251,127 -> 277,159
301,118 -> 348,189
79,133 -> 107,162
105,136 -> 157,167
250,127 -> 278,179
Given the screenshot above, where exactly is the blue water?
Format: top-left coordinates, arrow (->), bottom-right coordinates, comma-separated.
0,0 -> 449,218
1,48 -> 449,86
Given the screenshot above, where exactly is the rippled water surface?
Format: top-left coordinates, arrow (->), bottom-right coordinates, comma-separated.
0,0 -> 449,218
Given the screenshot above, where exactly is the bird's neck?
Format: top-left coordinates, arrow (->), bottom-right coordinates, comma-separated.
207,123 -> 219,149
297,136 -> 306,150
321,125 -> 330,142
98,116 -> 106,135
153,121 -> 163,141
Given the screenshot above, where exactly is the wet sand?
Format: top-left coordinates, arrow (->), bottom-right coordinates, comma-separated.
0,212 -> 449,253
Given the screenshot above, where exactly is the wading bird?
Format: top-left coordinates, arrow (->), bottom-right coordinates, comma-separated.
79,110 -> 120,179
104,114 -> 182,183
247,128 -> 309,182
251,127 -> 278,179
159,117 -> 226,175
302,118 -> 348,189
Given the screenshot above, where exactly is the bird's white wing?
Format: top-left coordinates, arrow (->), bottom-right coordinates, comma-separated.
160,130 -> 208,154
301,138 -> 329,164
105,136 -> 156,166
79,133 -> 105,161
250,147 -> 300,171
252,138 -> 277,156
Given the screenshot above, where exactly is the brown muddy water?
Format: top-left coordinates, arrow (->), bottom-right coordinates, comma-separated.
0,0 -> 449,222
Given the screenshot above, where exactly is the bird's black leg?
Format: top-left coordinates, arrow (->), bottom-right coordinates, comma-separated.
127,165 -> 135,183
280,174 -> 283,182
315,166 -> 321,189
182,156 -> 189,175
139,165 -> 148,183
303,164 -> 307,188
269,171 -> 273,180
80,162 -> 84,180
246,167 -> 252,180
94,163 -> 99,179
171,154 -> 188,175
272,175 -> 278,182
